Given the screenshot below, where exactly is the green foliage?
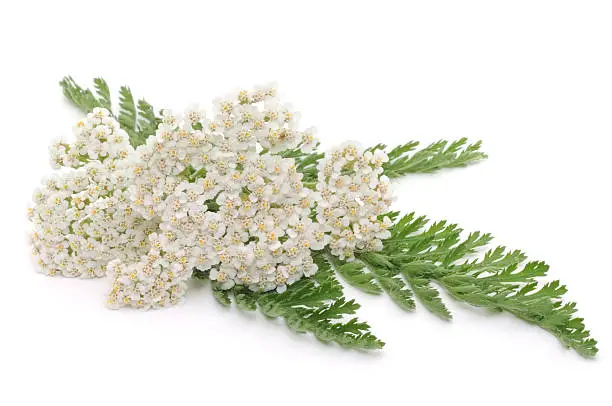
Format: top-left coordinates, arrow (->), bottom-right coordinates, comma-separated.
327,254 -> 381,294
192,269 -> 209,280
404,275 -> 451,320
137,99 -> 162,143
327,253 -> 418,311
381,138 -> 487,177
209,254 -> 384,350
118,86 -> 139,146
59,76 -> 161,148
93,78 -> 112,110
234,287 -> 258,311
368,264 -> 416,311
211,283 -> 232,306
60,76 -> 102,113
352,213 -> 598,357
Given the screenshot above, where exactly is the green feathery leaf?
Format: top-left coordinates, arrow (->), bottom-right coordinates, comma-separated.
211,253 -> 384,350
355,212 -> 598,357
59,76 -> 102,113
118,86 -> 140,146
382,138 -> 487,177
328,252 -> 417,311
327,254 -> 382,294
368,264 -> 416,311
93,78 -> 112,110
234,289 -> 258,311
211,282 -> 232,306
137,99 -> 162,142
403,274 -> 451,320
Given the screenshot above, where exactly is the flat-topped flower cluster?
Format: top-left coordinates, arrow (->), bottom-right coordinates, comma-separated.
28,86 -> 392,309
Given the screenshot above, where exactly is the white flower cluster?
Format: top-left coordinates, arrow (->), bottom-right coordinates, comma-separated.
316,144 -> 393,261
106,233 -> 190,309
48,108 -> 131,169
110,98 -> 327,307
29,109 -> 149,279
29,86 -> 395,310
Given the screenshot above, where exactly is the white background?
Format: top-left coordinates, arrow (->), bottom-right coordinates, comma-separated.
1,1 -> 611,405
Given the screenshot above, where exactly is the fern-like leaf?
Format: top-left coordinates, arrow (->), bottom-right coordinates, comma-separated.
93,78 -> 112,110
328,255 -> 382,294
137,99 -> 161,141
330,252 -> 417,311
118,86 -> 140,146
369,265 -> 416,311
355,212 -> 598,357
211,282 -> 232,306
209,254 -> 384,350
404,275 -> 451,320
59,76 -> 101,113
382,138 -> 487,177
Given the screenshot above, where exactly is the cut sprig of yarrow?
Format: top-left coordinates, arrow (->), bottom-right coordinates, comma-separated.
45,76 -> 597,356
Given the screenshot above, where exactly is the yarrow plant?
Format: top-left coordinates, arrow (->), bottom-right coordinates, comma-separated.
27,77 -> 598,356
